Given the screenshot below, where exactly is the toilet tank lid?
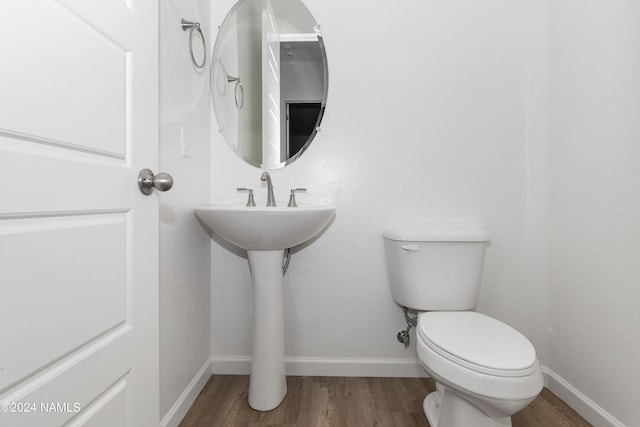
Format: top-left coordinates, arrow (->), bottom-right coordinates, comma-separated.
383,225 -> 490,242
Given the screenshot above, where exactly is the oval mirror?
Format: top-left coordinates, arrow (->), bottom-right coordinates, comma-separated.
210,0 -> 328,170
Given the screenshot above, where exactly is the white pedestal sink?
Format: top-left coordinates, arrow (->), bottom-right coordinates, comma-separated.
194,202 -> 335,411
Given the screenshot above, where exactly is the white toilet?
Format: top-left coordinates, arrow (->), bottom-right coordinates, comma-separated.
383,225 -> 543,427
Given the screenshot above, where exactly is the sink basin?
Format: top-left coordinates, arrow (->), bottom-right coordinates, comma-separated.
194,201 -> 336,411
194,202 -> 335,250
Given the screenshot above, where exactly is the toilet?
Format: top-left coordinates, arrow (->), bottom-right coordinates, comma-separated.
383,224 -> 543,427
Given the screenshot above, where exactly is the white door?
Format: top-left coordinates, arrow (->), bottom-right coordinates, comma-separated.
0,1 -> 159,426
261,0 -> 281,169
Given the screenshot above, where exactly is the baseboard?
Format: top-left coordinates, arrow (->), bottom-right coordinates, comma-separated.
160,358 -> 213,427
211,355 -> 426,378
210,355 -> 251,374
542,367 -> 625,427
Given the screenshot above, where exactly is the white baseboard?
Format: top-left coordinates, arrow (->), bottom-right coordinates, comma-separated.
160,358 -> 213,427
211,355 -> 426,378
210,355 -> 251,374
542,367 -> 625,427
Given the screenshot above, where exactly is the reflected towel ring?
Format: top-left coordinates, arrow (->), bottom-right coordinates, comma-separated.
181,19 -> 206,69
212,59 -> 244,111
227,76 -> 244,110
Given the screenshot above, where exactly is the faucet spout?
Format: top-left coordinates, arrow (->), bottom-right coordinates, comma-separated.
260,172 -> 276,207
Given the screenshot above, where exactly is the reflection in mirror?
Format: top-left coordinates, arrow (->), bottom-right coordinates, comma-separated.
211,0 -> 328,169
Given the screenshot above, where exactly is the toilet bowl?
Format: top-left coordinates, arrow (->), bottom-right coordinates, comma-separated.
416,311 -> 543,427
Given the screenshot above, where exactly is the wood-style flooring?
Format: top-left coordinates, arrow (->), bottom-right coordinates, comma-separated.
179,375 -> 591,427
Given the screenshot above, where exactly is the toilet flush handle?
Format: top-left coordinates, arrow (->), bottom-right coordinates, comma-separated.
401,244 -> 420,251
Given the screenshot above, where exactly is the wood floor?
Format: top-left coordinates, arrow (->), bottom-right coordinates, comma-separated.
179,375 -> 591,427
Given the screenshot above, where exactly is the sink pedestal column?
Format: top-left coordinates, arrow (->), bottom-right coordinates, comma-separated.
247,249 -> 287,411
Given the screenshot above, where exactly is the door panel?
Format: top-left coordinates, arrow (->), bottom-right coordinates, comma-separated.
261,0 -> 281,168
0,146 -> 130,214
0,1 -> 130,157
0,334 -> 132,426
1,214 -> 127,389
0,0 -> 158,425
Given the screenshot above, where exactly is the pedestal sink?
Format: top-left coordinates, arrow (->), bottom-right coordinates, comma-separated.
194,202 -> 335,411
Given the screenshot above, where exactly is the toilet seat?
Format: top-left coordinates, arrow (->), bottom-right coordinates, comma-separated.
416,311 -> 543,403
417,311 -> 537,377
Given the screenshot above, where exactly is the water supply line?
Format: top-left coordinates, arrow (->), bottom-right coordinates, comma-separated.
283,248 -> 291,274
397,306 -> 417,347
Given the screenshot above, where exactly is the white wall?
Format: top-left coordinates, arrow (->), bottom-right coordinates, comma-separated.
547,1 -> 640,425
159,0 -> 211,423
210,0 -> 541,374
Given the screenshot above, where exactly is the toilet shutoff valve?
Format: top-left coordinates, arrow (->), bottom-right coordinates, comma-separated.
396,306 -> 417,348
397,328 -> 411,347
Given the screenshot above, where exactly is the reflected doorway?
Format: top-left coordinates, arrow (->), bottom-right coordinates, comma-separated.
286,102 -> 322,159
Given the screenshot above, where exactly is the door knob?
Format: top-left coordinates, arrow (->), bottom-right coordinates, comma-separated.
138,168 -> 174,195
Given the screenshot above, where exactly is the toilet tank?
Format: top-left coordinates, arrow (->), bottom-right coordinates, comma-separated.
383,225 -> 490,311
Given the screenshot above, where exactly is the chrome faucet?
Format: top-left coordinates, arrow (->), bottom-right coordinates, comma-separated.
260,172 -> 276,207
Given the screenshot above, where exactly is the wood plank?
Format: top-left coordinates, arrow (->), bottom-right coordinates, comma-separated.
179,375 -> 591,427
512,388 -> 592,427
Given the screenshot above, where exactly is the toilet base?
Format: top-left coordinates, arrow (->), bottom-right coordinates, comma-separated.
423,385 -> 512,427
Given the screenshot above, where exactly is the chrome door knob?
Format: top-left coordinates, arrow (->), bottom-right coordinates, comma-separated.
138,168 -> 174,195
